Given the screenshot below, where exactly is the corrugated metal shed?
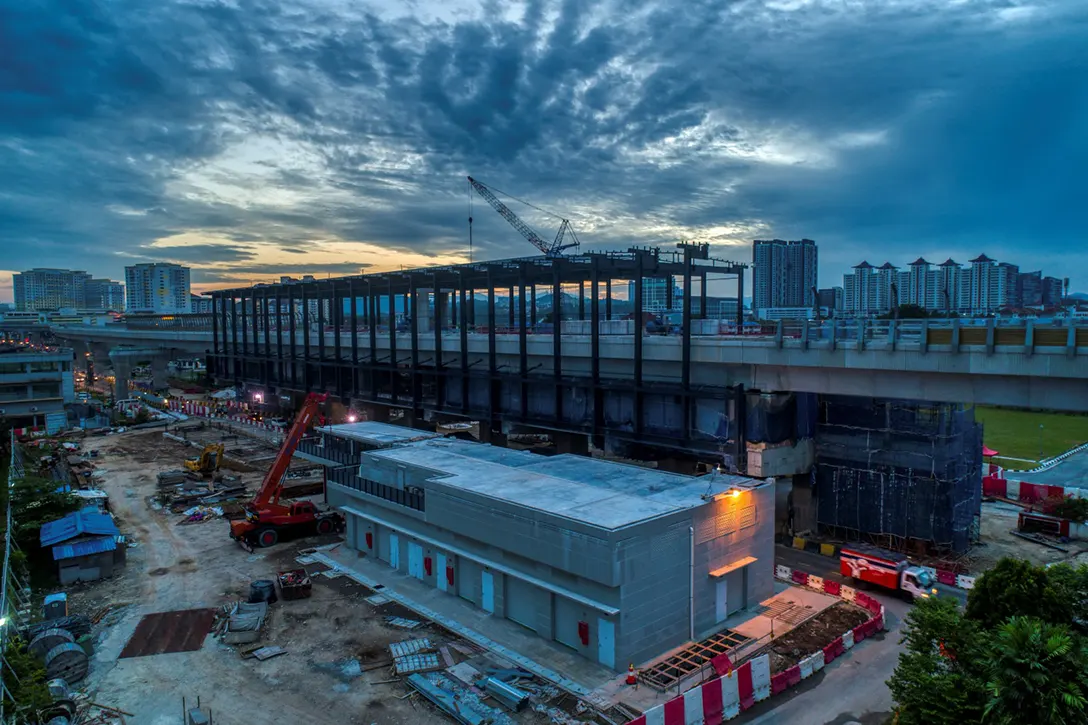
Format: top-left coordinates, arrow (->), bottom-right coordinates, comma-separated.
40,510 -> 120,547
52,536 -> 116,561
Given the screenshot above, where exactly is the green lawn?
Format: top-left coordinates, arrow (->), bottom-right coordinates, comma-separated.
974,407 -> 1088,464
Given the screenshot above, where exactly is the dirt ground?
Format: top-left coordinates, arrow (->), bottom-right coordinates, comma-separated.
767,603 -> 871,675
68,429 -> 580,725
966,501 -> 1088,571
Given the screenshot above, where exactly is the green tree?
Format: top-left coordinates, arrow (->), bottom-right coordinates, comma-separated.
0,473 -> 80,550
984,617 -> 1088,725
1,639 -> 53,714
888,597 -> 988,725
965,558 -> 1071,630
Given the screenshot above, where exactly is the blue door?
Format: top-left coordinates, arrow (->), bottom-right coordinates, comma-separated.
437,554 -> 448,592
481,571 -> 495,613
389,533 -> 400,570
597,618 -> 615,669
407,542 -> 424,579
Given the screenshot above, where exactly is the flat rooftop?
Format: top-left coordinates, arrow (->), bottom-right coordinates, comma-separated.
365,437 -> 765,531
319,421 -> 441,447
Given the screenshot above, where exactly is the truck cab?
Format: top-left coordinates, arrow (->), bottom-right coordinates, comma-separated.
900,567 -> 938,599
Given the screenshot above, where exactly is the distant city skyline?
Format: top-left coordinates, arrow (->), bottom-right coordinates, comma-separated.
1,1 -> 1085,304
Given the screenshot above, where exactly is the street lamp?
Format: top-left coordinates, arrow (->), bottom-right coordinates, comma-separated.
1038,424 -> 1045,461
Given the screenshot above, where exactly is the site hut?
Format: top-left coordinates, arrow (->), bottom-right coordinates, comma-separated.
300,421 -> 775,672
39,509 -> 124,585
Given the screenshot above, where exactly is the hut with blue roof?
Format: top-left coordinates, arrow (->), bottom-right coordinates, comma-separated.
39,509 -> 124,584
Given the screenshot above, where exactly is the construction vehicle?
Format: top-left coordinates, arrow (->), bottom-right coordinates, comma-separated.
229,393 -> 344,551
467,176 -> 579,258
184,443 -> 225,476
840,545 -> 939,600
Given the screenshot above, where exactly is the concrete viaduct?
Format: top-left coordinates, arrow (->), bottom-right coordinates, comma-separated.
53,315 -> 1088,412
49,248 -> 1088,464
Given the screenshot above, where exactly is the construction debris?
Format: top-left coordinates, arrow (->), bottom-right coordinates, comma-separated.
251,646 -> 287,661
483,677 -> 530,712
407,672 -> 518,725
365,594 -> 391,606
220,601 -> 268,645
277,569 -> 312,600
389,638 -> 432,658
393,653 -> 442,675
386,616 -> 422,629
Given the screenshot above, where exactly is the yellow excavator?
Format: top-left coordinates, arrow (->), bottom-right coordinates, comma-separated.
184,443 -> 225,476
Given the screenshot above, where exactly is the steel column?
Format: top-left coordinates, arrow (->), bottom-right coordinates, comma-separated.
518,265 -> 528,420
681,251 -> 693,440
302,285 -> 311,389
288,288 -> 297,387
459,275 -> 469,414
634,258 -> 644,437
552,267 -> 563,423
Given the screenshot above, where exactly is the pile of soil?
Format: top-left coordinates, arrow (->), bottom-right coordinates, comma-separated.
769,602 -> 872,674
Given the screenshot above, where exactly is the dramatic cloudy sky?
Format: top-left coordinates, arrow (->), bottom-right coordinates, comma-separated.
2,0 -> 1085,301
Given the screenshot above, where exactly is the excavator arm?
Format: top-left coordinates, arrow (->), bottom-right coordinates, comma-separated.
252,393 -> 327,508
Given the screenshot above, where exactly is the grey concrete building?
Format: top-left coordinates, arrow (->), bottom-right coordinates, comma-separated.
0,346 -> 75,432
299,422 -> 775,671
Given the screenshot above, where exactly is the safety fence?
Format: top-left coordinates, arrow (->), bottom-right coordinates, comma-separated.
628,566 -> 886,724
982,470 -> 1086,504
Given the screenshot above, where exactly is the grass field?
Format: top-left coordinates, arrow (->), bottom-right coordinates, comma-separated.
974,407 -> 1088,463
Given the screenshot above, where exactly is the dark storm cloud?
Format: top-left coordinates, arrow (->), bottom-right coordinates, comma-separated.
1,0 -> 1086,292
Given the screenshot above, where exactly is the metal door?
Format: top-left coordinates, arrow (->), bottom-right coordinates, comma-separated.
505,577 -> 539,631
597,618 -> 615,669
436,553 -> 448,592
459,559 -> 480,603
715,578 -> 729,623
388,533 -> 400,570
553,596 -> 583,651
481,571 -> 495,614
407,542 -> 424,579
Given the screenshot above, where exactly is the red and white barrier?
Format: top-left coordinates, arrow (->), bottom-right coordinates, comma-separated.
983,472 -> 1085,505
629,654 -> 770,725
631,567 -> 885,724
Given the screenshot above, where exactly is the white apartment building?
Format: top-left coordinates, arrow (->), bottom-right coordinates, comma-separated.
124,263 -> 191,314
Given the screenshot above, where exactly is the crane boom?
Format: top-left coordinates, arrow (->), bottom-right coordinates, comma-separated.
467,176 -> 578,258
253,392 -> 327,508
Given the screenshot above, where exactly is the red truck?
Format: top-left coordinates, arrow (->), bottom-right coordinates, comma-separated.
840,545 -> 938,600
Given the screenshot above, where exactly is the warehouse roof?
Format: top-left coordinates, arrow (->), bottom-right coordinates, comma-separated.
369,438 -> 764,530
319,421 -> 440,447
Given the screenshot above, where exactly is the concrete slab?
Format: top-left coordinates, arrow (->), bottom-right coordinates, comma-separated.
1020,448 -> 1088,490
311,546 -> 618,706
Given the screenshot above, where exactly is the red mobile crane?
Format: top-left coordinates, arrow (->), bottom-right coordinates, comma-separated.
229,393 -> 344,551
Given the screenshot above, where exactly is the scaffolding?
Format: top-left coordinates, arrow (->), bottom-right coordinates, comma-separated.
814,396 -> 982,554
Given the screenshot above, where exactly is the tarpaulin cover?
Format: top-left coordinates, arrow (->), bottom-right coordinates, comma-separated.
746,393 -> 795,444
795,392 -> 818,440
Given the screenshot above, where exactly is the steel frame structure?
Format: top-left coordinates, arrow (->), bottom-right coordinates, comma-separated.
207,246 -> 747,457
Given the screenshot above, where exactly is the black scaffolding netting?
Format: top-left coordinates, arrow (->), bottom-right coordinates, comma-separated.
814,396 -> 982,553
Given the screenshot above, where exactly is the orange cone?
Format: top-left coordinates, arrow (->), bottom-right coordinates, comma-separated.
625,664 -> 637,685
